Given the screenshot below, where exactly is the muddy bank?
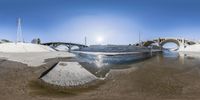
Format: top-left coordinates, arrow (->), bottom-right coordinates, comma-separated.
0,57 -> 106,100
1,54 -> 200,100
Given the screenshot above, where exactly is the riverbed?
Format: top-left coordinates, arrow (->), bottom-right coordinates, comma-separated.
1,51 -> 200,100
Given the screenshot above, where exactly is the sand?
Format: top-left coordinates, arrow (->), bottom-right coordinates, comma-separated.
1,54 -> 200,100
1,52 -> 200,100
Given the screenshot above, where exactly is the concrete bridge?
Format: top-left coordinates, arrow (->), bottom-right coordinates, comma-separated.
42,42 -> 88,52
142,38 -> 196,49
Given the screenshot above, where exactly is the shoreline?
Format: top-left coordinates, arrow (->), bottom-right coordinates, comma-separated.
1,53 -> 200,100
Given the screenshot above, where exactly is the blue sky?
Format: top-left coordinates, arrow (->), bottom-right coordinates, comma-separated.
0,0 -> 200,45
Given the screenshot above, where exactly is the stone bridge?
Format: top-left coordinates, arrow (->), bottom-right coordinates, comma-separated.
142,38 -> 196,49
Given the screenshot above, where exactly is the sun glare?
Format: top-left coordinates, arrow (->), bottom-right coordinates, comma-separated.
96,36 -> 103,43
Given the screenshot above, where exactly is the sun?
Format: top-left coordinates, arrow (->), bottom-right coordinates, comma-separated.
96,36 -> 104,43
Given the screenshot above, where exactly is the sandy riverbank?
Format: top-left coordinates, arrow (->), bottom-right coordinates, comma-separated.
1,54 -> 200,100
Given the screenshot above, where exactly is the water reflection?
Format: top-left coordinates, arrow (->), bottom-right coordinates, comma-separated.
74,52 -> 152,78
157,50 -> 200,67
178,52 -> 200,65
162,50 -> 179,58
73,50 -> 200,79
71,51 -> 200,97
75,52 -> 152,65
95,55 -> 107,68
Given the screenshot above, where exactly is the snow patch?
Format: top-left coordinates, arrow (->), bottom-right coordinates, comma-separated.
179,44 -> 200,52
0,43 -> 55,53
0,52 -> 75,67
41,62 -> 97,87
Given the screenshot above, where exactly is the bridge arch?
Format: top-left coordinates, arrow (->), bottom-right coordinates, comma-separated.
54,44 -> 80,51
42,42 -> 88,52
142,38 -> 182,49
141,38 -> 196,50
160,39 -> 180,48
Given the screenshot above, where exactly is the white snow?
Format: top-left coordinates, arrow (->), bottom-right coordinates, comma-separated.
179,44 -> 200,52
0,43 -> 75,66
0,43 -> 55,53
41,61 -> 97,87
0,52 -> 75,67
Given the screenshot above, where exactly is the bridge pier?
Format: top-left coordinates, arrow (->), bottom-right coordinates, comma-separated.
157,38 -> 163,50
79,46 -> 84,50
67,44 -> 73,52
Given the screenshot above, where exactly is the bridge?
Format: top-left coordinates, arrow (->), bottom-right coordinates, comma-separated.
141,38 -> 196,49
42,42 -> 88,52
